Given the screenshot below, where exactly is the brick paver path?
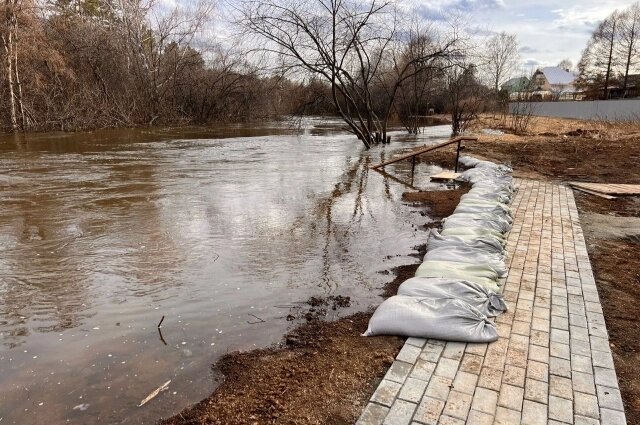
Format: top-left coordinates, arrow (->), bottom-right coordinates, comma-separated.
358,179 -> 627,425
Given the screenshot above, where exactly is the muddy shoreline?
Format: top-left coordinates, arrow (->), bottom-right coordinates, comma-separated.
160,188 -> 467,424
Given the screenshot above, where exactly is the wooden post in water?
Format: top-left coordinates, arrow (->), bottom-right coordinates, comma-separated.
411,155 -> 417,184
454,140 -> 463,173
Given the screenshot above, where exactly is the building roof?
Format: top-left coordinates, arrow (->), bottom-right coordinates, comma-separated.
537,66 -> 576,85
501,76 -> 529,91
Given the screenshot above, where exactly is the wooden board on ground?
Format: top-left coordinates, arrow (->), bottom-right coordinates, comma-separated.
570,186 -> 617,200
569,182 -> 640,196
430,171 -> 461,181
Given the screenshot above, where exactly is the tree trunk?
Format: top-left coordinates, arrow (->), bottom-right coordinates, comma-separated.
2,26 -> 17,131
13,14 -> 24,129
622,27 -> 635,98
603,20 -> 616,100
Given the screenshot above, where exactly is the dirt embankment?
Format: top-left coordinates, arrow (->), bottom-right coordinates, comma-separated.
160,188 -> 466,424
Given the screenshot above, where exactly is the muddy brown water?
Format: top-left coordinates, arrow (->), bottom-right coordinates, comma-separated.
0,118 -> 452,424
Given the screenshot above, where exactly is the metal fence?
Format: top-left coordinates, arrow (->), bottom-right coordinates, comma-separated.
508,99 -> 640,121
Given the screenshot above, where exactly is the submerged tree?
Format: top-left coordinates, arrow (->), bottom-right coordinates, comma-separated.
237,0 -> 460,148
446,62 -> 486,136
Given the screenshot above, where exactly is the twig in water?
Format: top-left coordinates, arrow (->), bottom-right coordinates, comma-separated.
157,315 -> 165,328
138,380 -> 171,407
247,313 -> 265,324
158,327 -> 167,346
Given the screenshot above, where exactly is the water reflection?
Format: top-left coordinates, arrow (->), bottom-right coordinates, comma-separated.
0,119 -> 452,424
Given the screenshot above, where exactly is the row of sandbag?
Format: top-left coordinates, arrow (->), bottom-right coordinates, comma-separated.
364,156 -> 514,343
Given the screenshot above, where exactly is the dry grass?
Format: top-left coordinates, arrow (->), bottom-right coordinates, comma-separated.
470,113 -> 640,142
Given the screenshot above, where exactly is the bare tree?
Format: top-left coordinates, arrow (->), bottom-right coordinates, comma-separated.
578,11 -> 621,99
618,2 -> 640,97
110,0 -> 213,124
557,58 -> 573,72
446,62 -> 486,136
2,0 -> 19,130
483,31 -> 519,94
237,0 -> 459,148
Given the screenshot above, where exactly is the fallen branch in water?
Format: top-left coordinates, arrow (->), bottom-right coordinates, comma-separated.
138,380 -> 171,407
247,313 -> 265,324
158,315 -> 165,328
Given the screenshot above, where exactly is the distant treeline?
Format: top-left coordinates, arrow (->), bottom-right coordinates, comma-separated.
0,0 -> 335,132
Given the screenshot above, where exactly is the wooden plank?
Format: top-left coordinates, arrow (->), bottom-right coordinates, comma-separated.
570,186 -> 617,199
430,171 -> 461,181
370,136 -> 477,169
569,182 -> 640,196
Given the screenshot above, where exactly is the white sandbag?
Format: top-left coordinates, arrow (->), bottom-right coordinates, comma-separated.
363,295 -> 499,342
443,215 -> 512,233
457,198 -> 513,214
415,260 -> 501,292
398,277 -> 508,316
456,169 -> 514,188
440,227 -> 507,245
423,247 -> 508,277
454,203 -> 513,218
459,156 -> 512,173
427,229 -> 506,256
442,213 -> 512,233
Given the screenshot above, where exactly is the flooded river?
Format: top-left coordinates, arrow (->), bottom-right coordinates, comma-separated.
0,119 -> 452,424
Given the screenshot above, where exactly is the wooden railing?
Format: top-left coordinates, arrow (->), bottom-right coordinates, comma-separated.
370,136 -> 477,172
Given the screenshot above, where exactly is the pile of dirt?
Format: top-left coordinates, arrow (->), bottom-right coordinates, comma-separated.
402,186 -> 470,219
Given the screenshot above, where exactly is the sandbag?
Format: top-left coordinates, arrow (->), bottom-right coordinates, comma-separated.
427,229 -> 506,256
398,277 -> 508,316
444,212 -> 513,230
415,260 -> 501,292
440,227 -> 507,245
423,247 -> 508,277
459,156 -> 513,173
457,198 -> 513,215
454,203 -> 513,218
363,295 -> 499,342
443,215 -> 512,233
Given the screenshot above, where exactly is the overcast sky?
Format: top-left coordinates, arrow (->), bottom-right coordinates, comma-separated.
411,0 -> 634,69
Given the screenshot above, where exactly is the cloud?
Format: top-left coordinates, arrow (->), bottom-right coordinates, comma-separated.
519,46 -> 538,54
523,58 -> 542,67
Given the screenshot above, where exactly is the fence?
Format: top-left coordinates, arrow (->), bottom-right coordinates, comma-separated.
508,99 -> 640,121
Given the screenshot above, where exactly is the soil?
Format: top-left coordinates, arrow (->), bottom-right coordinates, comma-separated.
163,114 -> 640,424
402,185 -> 470,219
420,117 -> 640,183
575,194 -> 640,424
159,312 -> 403,425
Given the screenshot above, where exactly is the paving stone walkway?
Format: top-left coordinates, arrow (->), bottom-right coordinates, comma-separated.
358,179 -> 627,425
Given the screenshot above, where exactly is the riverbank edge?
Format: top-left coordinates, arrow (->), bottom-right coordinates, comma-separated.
158,188 -> 469,425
